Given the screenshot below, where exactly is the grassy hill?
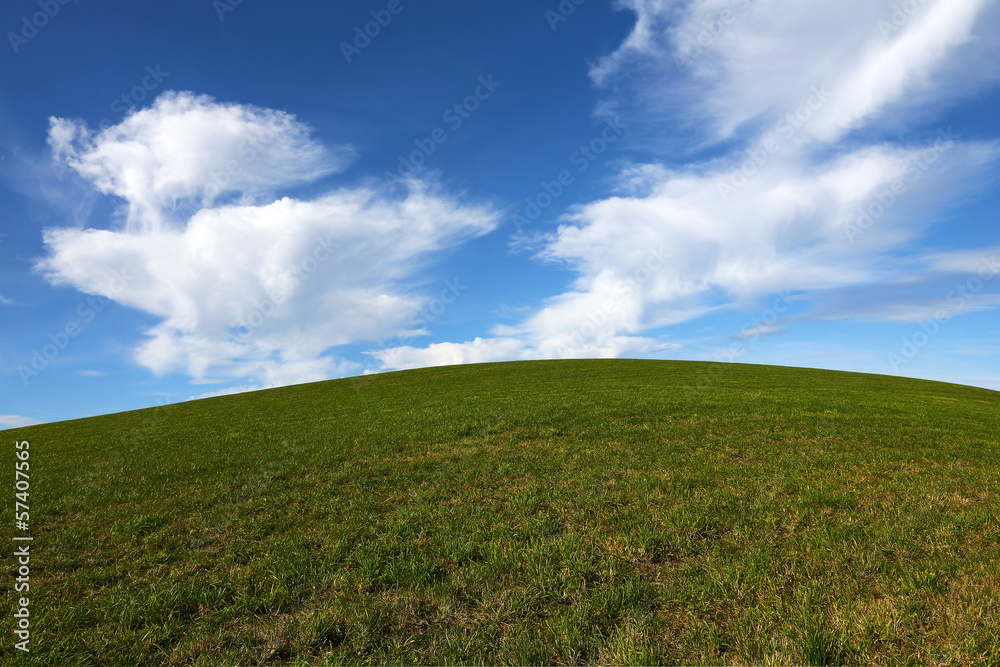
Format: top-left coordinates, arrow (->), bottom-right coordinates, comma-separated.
3,359 -> 999,666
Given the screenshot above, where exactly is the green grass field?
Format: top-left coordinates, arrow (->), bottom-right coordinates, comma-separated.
3,359 -> 999,666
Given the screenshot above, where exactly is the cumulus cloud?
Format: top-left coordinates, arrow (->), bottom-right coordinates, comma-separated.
47,91 -> 355,231
39,92 -> 498,388
370,0 -> 1000,373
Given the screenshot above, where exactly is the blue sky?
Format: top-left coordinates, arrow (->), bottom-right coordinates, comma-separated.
2,0 -> 999,428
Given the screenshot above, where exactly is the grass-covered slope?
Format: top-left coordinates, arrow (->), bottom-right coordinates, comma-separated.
3,360 -> 1000,665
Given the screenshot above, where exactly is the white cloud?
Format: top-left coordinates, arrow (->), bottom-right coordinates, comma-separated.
593,0 -> 999,143
540,140 -> 997,304
925,246 -> 1000,274
367,333 -> 680,372
0,415 -> 39,429
811,0 -> 991,142
188,383 -> 268,401
367,239 -> 684,371
40,93 -> 499,388
590,0 -> 678,86
368,337 -> 530,371
47,91 -> 355,231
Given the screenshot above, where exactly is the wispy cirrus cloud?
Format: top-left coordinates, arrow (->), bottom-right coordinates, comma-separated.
592,0 -> 1000,142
